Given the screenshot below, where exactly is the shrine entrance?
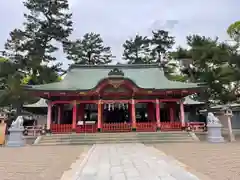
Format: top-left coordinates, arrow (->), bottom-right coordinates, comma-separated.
103,103 -> 129,123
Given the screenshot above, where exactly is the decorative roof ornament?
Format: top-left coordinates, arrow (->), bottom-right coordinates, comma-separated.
108,68 -> 124,77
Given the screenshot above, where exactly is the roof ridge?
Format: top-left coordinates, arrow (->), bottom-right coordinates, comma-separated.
69,63 -> 161,70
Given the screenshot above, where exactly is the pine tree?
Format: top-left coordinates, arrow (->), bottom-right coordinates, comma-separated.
150,30 -> 175,63
64,32 -> 113,65
174,35 -> 237,103
122,34 -> 151,64
5,0 -> 73,79
1,0 -> 73,112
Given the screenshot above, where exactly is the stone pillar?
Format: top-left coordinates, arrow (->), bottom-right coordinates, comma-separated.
180,101 -> 185,127
156,99 -> 161,130
97,100 -> 102,131
131,99 -> 136,130
227,115 -> 235,142
225,109 -> 235,142
72,100 -> 77,131
47,101 -> 52,130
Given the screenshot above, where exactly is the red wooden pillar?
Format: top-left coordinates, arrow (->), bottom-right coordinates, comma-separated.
131,99 -> 136,129
180,100 -> 185,127
47,101 -> 52,130
101,103 -> 104,123
72,100 -> 77,130
156,99 -> 161,129
97,100 -> 102,131
147,102 -> 155,122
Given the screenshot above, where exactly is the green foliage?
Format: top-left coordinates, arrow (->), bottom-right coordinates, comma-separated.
122,34 -> 150,64
122,30 -> 180,78
122,30 -> 174,64
173,34 -> 240,103
1,0 -> 72,110
227,21 -> 240,43
150,30 -> 175,63
64,32 -> 113,65
5,0 -> 72,75
171,47 -> 191,59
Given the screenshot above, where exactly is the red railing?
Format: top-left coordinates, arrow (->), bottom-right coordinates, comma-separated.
25,125 -> 42,136
50,124 -> 72,134
160,122 -> 182,131
102,123 -> 132,132
76,124 -> 97,133
136,122 -> 156,132
187,122 -> 206,131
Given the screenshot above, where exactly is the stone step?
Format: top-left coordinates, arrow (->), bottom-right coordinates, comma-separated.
36,132 -> 195,145
43,132 -> 189,139
40,135 -> 192,142
36,139 -> 194,146
42,134 -> 191,140
50,131 -> 186,137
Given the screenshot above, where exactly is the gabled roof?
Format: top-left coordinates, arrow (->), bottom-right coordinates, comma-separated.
183,96 -> 205,105
23,98 -> 48,108
24,64 -> 203,91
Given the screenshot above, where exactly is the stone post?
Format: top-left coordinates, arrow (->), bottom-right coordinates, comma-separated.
225,109 -> 235,142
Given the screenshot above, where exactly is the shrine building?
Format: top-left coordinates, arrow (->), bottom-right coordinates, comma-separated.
24,64 -> 204,133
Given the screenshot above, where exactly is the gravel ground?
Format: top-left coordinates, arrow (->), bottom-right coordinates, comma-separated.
153,143 -> 240,180
0,145 -> 90,180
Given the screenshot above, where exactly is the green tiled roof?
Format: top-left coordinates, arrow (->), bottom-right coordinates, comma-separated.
24,64 -> 202,91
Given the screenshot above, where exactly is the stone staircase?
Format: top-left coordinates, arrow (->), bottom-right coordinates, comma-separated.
34,131 -> 198,146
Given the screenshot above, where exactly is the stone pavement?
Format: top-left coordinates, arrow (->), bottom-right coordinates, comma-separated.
73,143 -> 201,180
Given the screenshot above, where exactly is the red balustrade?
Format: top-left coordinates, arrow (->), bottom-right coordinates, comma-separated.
76,124 -> 97,133
136,122 -> 156,132
102,123 -> 132,132
187,122 -> 206,131
50,124 -> 72,134
160,122 -> 182,131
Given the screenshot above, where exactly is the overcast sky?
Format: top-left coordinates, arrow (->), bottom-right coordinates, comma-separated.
0,0 -> 239,68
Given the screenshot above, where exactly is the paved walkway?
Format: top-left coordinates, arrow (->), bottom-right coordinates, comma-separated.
74,143 -> 201,180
